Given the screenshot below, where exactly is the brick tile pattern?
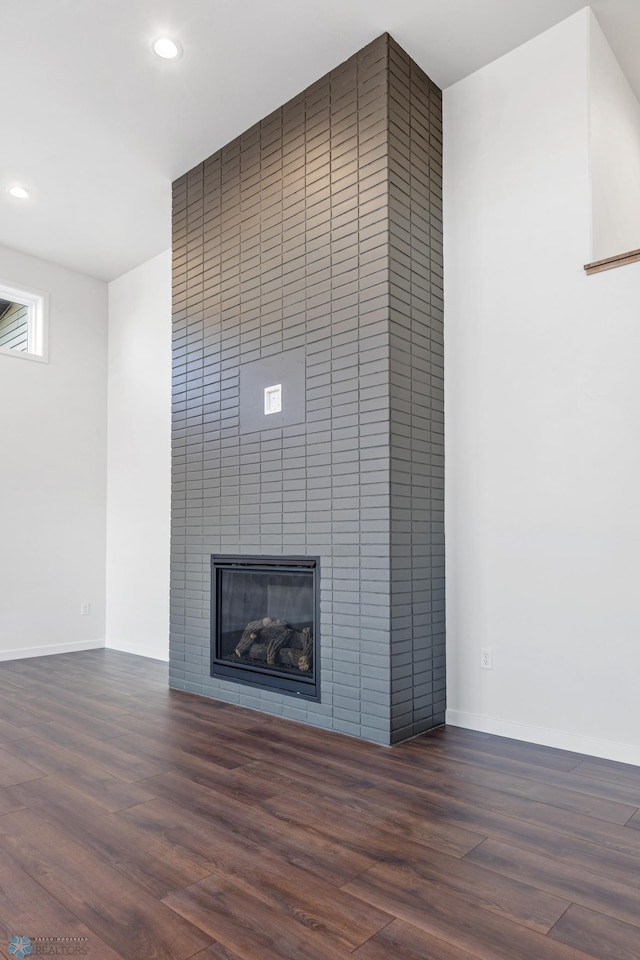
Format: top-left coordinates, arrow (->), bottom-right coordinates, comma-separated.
387,40 -> 445,741
170,34 -> 444,743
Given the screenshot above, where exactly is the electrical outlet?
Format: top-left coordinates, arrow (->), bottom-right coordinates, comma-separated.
480,647 -> 493,669
80,603 -> 90,616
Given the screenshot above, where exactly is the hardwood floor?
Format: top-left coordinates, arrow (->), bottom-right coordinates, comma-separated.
0,650 -> 638,959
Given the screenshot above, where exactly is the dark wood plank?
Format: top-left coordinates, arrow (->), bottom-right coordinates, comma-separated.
571,756 -> 640,791
239,755 -> 381,805
0,842 -> 92,928
227,718 -> 392,773
119,788 -> 375,886
340,850 -> 570,934
0,717 -> 37,742
1,735 -> 158,812
0,850 -> 124,960
12,776 -> 212,897
153,806 -> 391,952
364,779 -> 640,888
417,726 -> 585,772
384,741 -> 638,824
549,904 -> 640,960
343,866 -> 595,960
0,808 -> 212,959
245,721 -> 640,823
466,838 -> 640,929
0,660 -> 141,719
188,945 -> 248,960
206,725 -> 385,793
0,785 -> 24,816
133,749 -> 280,807
404,731 -> 640,807
353,918 -> 486,960
164,873 -> 374,960
623,808 -> 640,831
506,763 -> 640,809
109,727 -> 259,771
19,721 -> 166,781
262,785 -> 487,860
24,703 -> 132,741
108,707 -> 256,744
0,745 -> 44,786
237,720 -> 638,825
235,711 -> 389,757
114,692 -> 267,733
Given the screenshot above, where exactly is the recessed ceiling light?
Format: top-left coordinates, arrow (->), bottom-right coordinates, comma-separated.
8,185 -> 30,200
152,37 -> 182,60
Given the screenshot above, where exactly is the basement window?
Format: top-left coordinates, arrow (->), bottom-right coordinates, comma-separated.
0,281 -> 48,362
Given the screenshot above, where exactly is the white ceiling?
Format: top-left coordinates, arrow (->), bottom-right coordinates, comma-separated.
1,0 -> 639,282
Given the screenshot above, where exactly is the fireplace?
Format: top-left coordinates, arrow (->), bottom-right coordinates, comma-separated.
210,556 -> 320,700
171,34 -> 445,743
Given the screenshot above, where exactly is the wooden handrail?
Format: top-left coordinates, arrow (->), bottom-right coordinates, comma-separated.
584,248 -> 640,275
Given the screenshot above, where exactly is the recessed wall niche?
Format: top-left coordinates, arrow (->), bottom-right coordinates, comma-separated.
170,33 -> 444,744
239,347 -> 306,433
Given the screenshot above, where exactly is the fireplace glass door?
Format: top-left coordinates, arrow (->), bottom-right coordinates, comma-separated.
211,556 -> 318,699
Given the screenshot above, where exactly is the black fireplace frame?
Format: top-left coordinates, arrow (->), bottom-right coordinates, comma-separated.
210,554 -> 320,701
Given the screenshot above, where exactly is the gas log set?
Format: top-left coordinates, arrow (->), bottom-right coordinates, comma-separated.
234,617 -> 313,674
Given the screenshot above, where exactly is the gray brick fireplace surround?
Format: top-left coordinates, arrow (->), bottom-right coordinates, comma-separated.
169,33 -> 444,744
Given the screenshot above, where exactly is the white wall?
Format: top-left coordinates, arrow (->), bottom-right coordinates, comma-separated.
106,250 -> 171,661
445,9 -> 640,765
0,244 -> 107,659
589,12 -> 640,261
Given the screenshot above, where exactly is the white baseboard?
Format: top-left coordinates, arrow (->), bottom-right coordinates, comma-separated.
0,639 -> 105,662
446,708 -> 640,768
105,639 -> 169,662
